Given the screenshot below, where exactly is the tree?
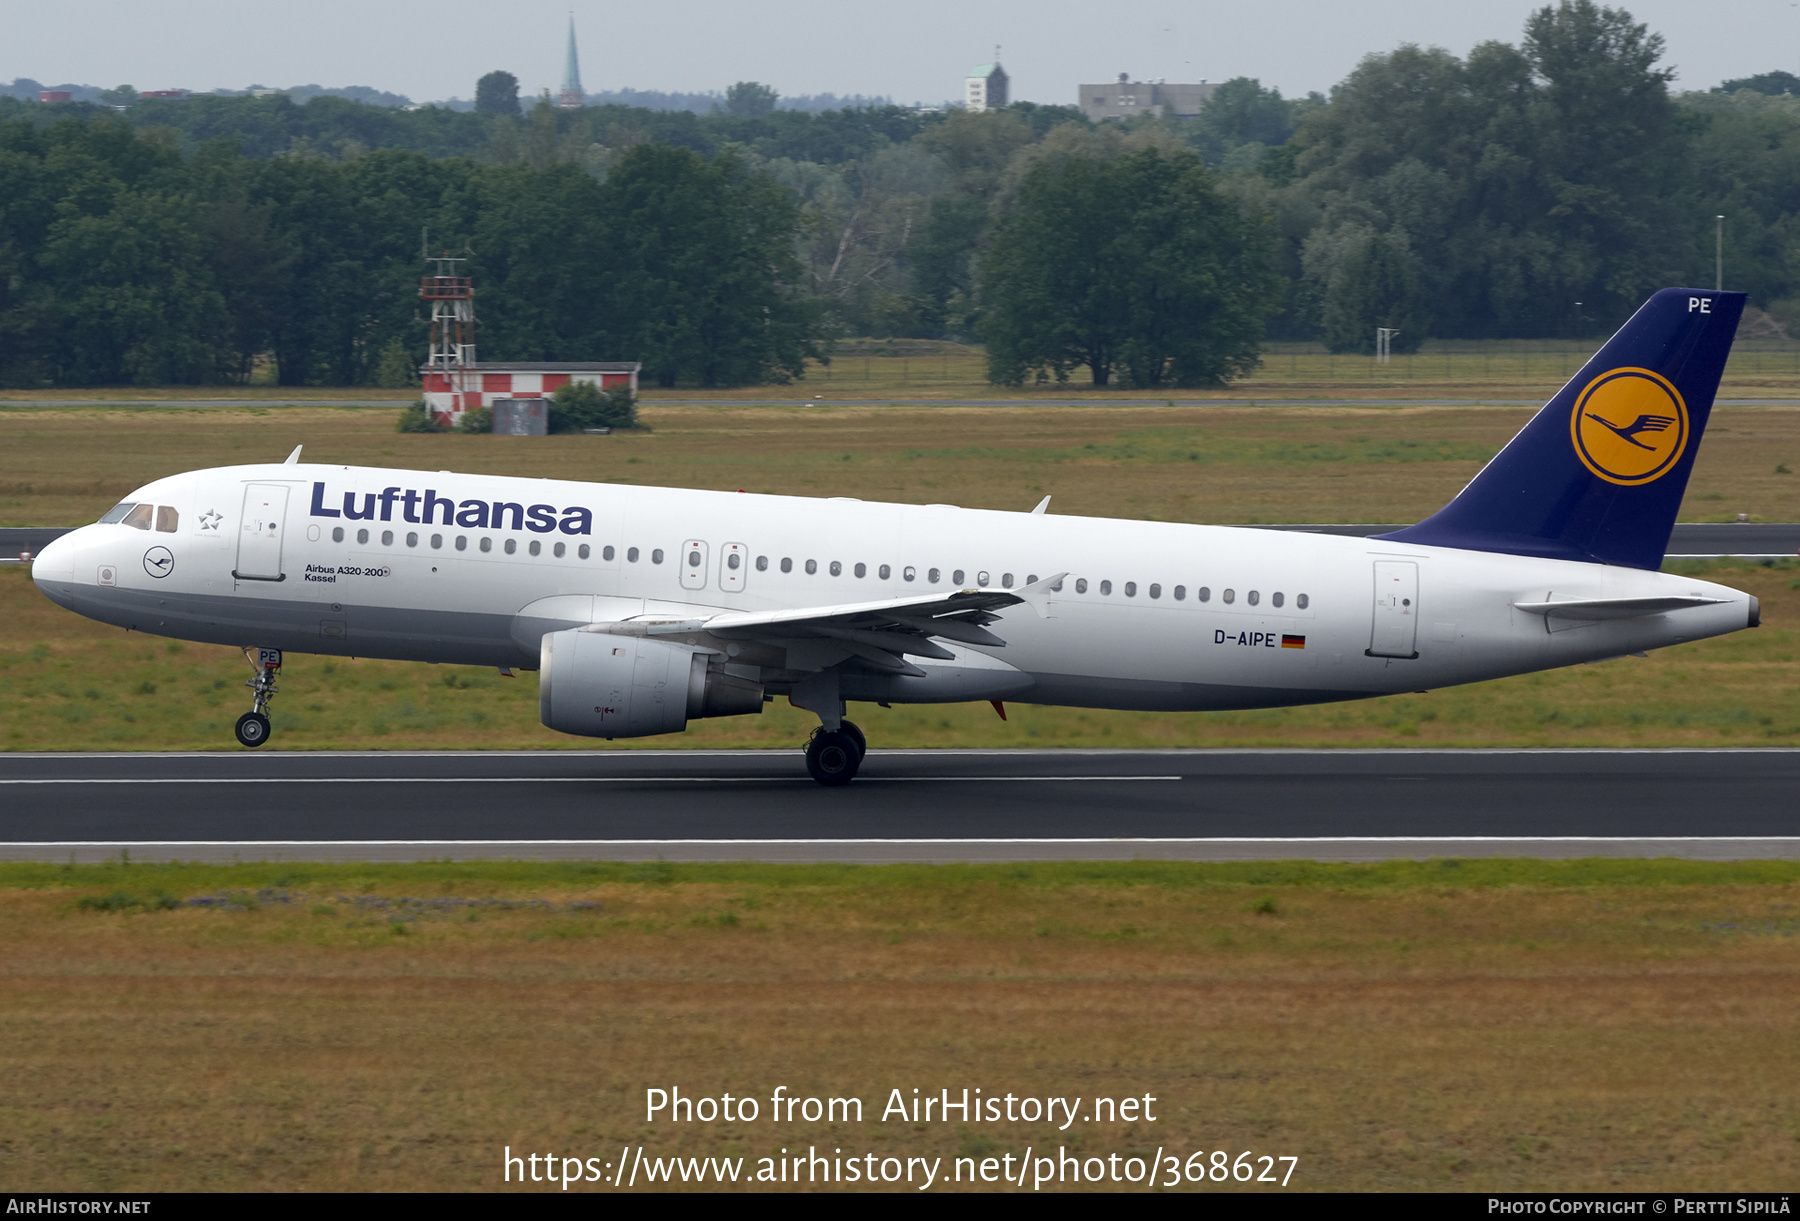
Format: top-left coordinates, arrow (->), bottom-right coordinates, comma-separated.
547,380 -> 636,431
475,71 -> 522,118
724,82 -> 779,118
599,144 -> 825,386
1318,228 -> 1427,353
980,145 -> 1277,388
1714,70 -> 1800,97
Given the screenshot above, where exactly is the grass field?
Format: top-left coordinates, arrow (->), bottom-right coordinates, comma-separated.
2,401 -> 1797,751
5,859 -> 1799,1192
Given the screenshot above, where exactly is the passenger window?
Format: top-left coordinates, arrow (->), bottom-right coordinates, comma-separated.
554,542 -> 566,558
454,536 -> 467,551
1297,593 -> 1310,609
122,504 -> 154,530
332,527 -> 345,543
383,530 -> 395,546
479,537 -> 491,552
977,571 -> 990,586
431,534 -> 443,549
1222,588 -> 1235,604
1124,582 -> 1136,597
155,506 -> 179,533
627,547 -> 639,562
903,566 -> 916,581
505,538 -> 517,555
953,569 -> 965,584
781,557 -> 793,573
98,502 -> 136,525
1027,574 -> 1038,585
406,532 -> 419,548
1198,586 -> 1211,602
1050,577 -> 1063,591
1174,585 -> 1186,600
928,568 -> 941,583
1149,583 -> 1161,599
1075,578 -> 1088,594
728,553 -> 741,570
879,564 -> 890,579
1272,591 -> 1284,608
1002,573 -> 1014,588
756,555 -> 769,571
651,549 -> 664,564
578,544 -> 590,559
603,545 -> 616,560
1247,590 -> 1259,606
357,528 -> 370,544
830,561 -> 842,576
854,562 -> 866,578
805,559 -> 817,575
688,549 -> 701,567
529,540 -> 542,557
1100,580 -> 1112,595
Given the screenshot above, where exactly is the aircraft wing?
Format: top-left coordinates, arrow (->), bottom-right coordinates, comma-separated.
601,574 -> 1066,673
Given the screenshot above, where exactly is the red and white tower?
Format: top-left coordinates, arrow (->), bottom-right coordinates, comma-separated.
420,254 -> 475,426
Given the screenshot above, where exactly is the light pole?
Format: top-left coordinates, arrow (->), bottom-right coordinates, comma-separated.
1716,214 -> 1725,290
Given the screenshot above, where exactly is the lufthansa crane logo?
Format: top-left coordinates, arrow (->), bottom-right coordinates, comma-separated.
1570,367 -> 1689,486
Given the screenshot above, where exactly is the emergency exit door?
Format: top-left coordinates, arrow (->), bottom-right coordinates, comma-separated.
1367,560 -> 1419,658
235,484 -> 290,581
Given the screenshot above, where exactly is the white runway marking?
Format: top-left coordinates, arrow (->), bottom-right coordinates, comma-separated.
0,775 -> 1181,786
7,836 -> 1800,848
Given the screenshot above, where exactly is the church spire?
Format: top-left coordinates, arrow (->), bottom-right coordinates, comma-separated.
559,13 -> 584,109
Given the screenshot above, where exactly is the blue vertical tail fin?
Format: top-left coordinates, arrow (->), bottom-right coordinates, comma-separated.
1376,288 -> 1745,569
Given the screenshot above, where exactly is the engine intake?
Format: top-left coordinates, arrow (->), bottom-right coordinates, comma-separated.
539,630 -> 763,739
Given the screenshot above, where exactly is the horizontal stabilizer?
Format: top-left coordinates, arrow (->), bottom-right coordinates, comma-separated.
1513,595 -> 1728,620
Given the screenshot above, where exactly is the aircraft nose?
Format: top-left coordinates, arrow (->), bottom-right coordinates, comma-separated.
30,529 -> 78,608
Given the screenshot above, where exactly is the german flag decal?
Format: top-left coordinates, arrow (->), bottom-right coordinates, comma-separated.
1281,634 -> 1306,649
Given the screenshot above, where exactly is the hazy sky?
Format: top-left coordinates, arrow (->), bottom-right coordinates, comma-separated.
5,0 -> 1797,104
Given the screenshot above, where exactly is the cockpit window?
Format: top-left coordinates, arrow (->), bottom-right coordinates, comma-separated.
98,502 -> 138,525
120,504 -> 154,530
155,506 -> 179,533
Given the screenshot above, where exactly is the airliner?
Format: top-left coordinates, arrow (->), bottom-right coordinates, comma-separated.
30,289 -> 1758,784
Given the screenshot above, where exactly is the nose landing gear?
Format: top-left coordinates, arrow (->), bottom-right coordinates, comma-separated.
235,647 -> 281,748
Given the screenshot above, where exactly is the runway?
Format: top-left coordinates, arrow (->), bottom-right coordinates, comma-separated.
2,749 -> 1796,863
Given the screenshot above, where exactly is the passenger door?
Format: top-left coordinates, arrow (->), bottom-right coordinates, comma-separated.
1367,560 -> 1419,658
235,484 -> 290,581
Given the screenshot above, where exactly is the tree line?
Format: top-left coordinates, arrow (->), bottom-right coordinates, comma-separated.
1,1 -> 1796,387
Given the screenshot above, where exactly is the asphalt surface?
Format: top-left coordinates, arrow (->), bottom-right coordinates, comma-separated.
1,749 -> 1796,862
7,523 -> 1797,562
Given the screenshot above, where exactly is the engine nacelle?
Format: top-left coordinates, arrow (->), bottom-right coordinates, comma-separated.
539,630 -> 763,739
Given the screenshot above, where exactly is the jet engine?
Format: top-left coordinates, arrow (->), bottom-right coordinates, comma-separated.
538,630 -> 763,739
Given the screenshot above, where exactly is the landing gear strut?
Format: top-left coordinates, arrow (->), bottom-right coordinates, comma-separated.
235,647 -> 281,748
805,719 -> 865,786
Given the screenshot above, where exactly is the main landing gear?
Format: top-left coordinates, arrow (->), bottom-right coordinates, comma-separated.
805,719 -> 866,786
234,647 -> 281,748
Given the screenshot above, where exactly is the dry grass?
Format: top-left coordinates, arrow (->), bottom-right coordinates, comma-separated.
4,400 -> 1800,528
4,860 -> 1799,1192
4,558 -> 1796,752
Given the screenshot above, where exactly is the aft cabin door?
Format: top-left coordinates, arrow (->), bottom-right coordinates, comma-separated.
1368,560 -> 1419,658
235,484 -> 290,581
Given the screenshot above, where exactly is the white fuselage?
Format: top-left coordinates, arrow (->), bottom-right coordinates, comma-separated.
31,462 -> 1757,713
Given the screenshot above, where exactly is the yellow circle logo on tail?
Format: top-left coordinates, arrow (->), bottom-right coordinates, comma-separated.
1569,367 -> 1689,486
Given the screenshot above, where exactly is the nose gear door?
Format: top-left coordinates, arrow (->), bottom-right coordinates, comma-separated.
235,484 -> 290,581
1367,560 -> 1419,658
679,539 -> 709,591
